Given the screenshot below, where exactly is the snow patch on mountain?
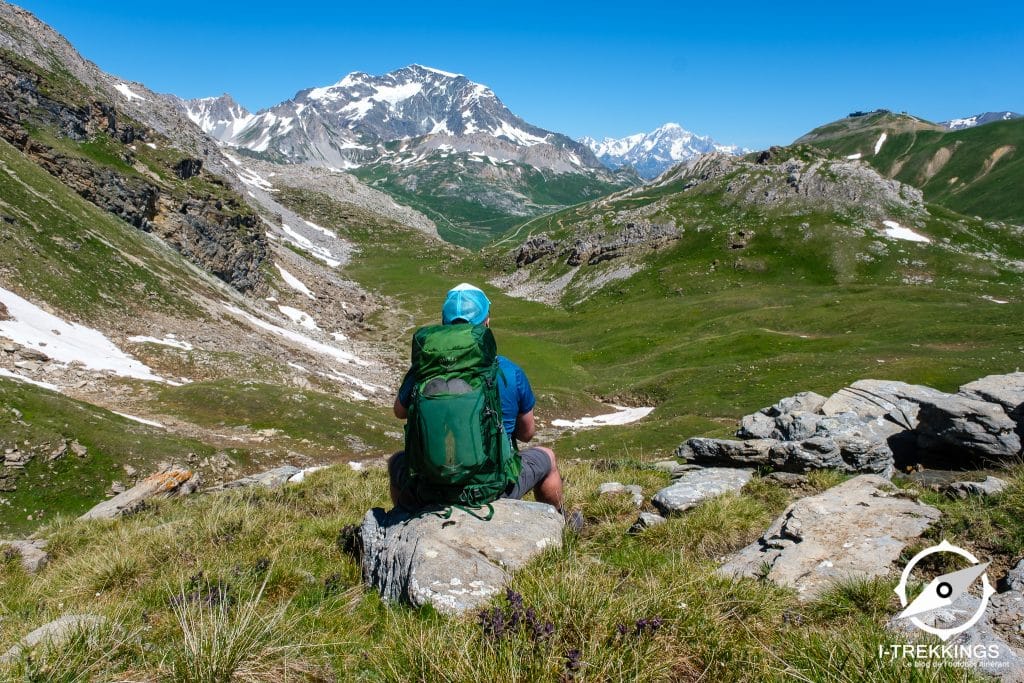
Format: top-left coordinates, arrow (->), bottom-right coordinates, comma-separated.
0,286 -> 165,382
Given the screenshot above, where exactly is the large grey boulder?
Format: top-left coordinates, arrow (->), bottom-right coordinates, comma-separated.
651,467 -> 752,515
678,434 -> 892,475
888,591 -> 1024,682
916,396 -> 1021,462
0,539 -> 49,573
718,475 -> 940,600
0,614 -> 106,663
959,372 -> 1024,432
78,467 -> 200,521
821,379 -> 949,428
360,499 -> 563,615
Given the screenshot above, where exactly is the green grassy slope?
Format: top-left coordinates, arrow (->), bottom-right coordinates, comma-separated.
0,378 -> 237,536
353,151 -> 633,249
1,462 -> 1003,681
795,112 -> 1024,223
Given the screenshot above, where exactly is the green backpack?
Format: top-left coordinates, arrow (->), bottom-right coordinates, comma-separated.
403,323 -> 521,507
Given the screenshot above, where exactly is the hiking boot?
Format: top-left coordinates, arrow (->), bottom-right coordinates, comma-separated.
565,508 -> 585,534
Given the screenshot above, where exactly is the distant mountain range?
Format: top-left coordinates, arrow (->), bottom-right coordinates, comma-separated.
580,123 -> 745,179
181,65 -> 604,175
941,111 -> 1021,131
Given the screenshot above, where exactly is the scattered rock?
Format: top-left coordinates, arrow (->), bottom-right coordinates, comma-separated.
0,614 -> 106,663
718,475 -> 940,600
216,465 -> 301,490
944,475 -> 1008,499
763,472 -> 810,488
916,396 -> 1021,463
628,512 -> 668,534
78,467 -> 200,520
598,482 -> 643,507
652,467 -> 752,516
1,539 -> 49,573
48,440 -> 68,461
69,440 -> 87,457
360,499 -> 563,615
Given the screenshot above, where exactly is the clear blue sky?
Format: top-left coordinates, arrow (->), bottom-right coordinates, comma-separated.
14,0 -> 1023,150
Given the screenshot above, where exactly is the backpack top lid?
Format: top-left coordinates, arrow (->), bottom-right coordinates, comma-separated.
441,283 -> 490,325
411,323 -> 496,379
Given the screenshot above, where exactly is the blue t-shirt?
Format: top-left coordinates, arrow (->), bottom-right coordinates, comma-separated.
398,355 -> 536,438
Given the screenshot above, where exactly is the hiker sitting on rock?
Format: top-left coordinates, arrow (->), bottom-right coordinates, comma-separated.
388,283 -> 564,513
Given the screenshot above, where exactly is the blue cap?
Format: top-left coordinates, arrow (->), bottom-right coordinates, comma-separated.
441,283 -> 490,325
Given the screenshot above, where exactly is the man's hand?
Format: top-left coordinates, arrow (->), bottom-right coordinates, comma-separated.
393,397 -> 408,419
513,410 -> 536,442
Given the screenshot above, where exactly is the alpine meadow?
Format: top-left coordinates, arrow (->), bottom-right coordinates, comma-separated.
1,2 -> 1023,681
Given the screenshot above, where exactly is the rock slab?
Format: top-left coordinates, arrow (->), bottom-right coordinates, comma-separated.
0,539 -> 49,573
217,465 -> 301,490
718,475 -> 940,600
652,467 -> 752,515
0,614 -> 105,663
78,467 -> 200,520
360,499 -> 563,615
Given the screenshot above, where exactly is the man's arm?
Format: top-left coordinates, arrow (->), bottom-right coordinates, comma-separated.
513,409 -> 536,442
394,396 -> 408,419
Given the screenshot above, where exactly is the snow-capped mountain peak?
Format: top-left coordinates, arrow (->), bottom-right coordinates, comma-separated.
941,111 -> 1021,131
181,65 -> 600,173
581,123 -> 743,179
184,94 -> 254,142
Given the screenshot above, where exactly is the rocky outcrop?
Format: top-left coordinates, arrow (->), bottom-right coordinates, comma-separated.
360,499 -> 563,615
916,396 -> 1021,463
651,467 -> 752,515
513,222 -> 680,269
718,475 -> 940,600
0,53 -> 267,292
78,467 -> 200,520
668,150 -> 925,221
682,375 -> 1024,477
678,433 -> 893,476
820,379 -> 950,428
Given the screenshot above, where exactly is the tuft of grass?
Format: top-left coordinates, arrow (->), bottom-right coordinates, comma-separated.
163,575 -> 302,682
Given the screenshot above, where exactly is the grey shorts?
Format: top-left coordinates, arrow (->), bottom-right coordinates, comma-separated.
389,446 -> 551,508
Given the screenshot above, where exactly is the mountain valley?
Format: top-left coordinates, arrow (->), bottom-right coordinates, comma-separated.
0,2 -> 1023,679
